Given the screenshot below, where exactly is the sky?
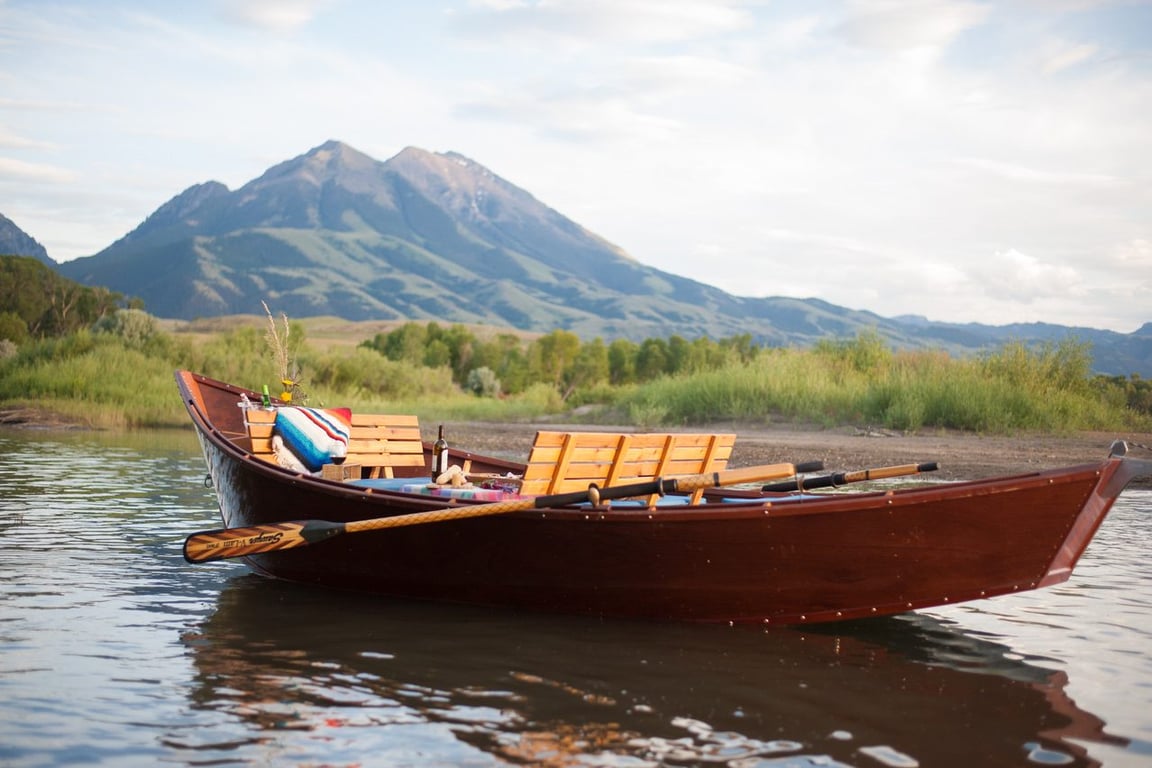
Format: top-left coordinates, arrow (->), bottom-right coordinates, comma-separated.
2,0 -> 1150,333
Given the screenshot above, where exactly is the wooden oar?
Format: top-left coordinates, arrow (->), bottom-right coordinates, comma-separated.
184,460 -> 824,563
760,461 -> 939,492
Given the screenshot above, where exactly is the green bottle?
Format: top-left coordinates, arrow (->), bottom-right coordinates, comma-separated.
432,425 -> 448,479
261,384 -> 272,408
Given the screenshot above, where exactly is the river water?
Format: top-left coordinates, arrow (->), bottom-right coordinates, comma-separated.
0,428 -> 1149,768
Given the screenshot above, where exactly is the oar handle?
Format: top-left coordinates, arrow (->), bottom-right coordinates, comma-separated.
842,461 -> 937,483
669,460 -> 825,493
761,461 -> 938,492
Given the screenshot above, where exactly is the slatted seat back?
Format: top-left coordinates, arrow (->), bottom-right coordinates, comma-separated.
345,413 -> 427,479
241,408 -> 427,479
636,432 -> 735,505
520,430 -> 736,506
520,431 -> 626,496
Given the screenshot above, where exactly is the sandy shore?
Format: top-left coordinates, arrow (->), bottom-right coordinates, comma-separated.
445,421 -> 1152,488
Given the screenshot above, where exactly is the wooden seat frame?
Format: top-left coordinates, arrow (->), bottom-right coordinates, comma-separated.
520,430 -> 735,506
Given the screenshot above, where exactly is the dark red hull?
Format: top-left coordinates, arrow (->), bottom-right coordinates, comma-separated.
178,370 -> 1150,624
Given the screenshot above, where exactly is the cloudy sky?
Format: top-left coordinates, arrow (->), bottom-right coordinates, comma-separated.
2,0 -> 1149,332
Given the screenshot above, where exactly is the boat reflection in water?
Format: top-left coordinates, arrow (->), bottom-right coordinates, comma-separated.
183,576 -> 1125,767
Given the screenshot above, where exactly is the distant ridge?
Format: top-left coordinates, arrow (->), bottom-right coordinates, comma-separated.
0,213 -> 53,267
46,140 -> 1151,376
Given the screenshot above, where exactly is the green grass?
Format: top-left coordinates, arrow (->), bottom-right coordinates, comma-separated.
1,320 -> 1149,435
613,343 -> 1150,434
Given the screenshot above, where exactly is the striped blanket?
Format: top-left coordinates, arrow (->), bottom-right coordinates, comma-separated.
273,407 -> 352,472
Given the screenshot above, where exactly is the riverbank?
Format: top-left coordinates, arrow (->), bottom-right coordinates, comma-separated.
4,405 -> 1150,486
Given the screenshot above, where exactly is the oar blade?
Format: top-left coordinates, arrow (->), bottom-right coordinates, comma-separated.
183,520 -> 344,563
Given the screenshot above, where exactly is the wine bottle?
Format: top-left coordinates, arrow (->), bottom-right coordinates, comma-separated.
261,384 -> 272,409
432,425 -> 448,480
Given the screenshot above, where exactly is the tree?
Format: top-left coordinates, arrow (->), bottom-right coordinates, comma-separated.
635,338 -> 669,380
667,335 -> 691,374
532,329 -> 582,388
0,256 -> 123,338
562,337 -> 609,399
473,332 -> 531,394
608,338 -> 637,385
382,322 -> 427,364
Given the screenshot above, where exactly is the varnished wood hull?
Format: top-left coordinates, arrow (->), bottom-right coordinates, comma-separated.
177,370 -> 1149,624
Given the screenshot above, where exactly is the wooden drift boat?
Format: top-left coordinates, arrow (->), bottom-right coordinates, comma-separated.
177,370 -> 1151,625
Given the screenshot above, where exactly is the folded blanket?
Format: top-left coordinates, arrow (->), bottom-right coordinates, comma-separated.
274,407 -> 352,472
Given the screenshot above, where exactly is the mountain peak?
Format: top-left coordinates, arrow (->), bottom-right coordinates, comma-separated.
0,213 -> 53,265
261,140 -> 379,188
310,139 -> 377,168
115,181 -> 231,246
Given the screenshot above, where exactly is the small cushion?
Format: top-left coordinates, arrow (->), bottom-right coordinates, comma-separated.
274,407 -> 352,472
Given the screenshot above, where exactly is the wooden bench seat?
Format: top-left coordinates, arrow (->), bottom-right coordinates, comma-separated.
345,413 -> 426,479
519,430 -> 735,506
243,408 -> 427,479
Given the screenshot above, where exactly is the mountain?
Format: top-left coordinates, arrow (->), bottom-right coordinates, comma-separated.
0,213 -> 53,267
56,140 -> 1150,376
57,141 -> 891,342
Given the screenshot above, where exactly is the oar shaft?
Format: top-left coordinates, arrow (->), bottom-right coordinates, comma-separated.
761,462 -> 938,492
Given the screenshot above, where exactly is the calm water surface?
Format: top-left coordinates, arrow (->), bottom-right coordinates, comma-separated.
1,428 -> 1149,767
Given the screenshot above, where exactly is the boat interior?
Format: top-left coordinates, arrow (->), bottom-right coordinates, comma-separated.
239,404 -> 755,508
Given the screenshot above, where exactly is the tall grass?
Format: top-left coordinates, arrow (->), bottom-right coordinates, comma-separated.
1,322 -> 1148,434
615,338 -> 1149,433
0,324 -> 571,428
0,331 -> 187,428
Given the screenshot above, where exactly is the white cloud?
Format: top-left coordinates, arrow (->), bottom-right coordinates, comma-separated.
214,0 -> 329,31
457,82 -> 682,143
970,249 -> 1083,303
834,0 -> 990,53
952,156 -> 1120,188
1111,239 -> 1152,268
1040,39 -> 1099,74
455,0 -> 753,46
0,129 -> 55,150
0,156 -> 73,183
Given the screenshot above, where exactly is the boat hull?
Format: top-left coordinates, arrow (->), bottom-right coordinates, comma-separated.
178,371 -> 1147,624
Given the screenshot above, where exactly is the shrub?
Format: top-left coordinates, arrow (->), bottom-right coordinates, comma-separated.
466,366 -> 502,398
